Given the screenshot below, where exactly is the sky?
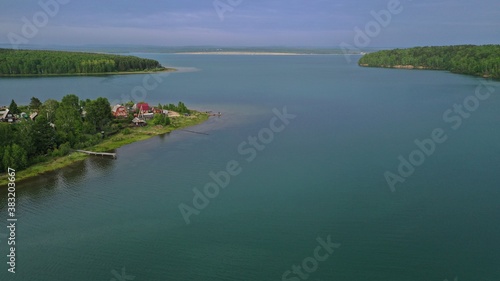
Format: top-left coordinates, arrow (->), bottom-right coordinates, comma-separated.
0,0 -> 499,48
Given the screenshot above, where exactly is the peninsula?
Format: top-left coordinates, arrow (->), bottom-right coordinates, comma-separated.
0,49 -> 174,76
0,96 -> 209,186
358,45 -> 500,79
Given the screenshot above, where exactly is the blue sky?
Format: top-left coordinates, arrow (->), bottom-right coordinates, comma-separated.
0,0 -> 499,47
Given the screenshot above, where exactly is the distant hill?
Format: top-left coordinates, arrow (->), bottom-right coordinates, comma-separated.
0,49 -> 167,76
358,45 -> 500,79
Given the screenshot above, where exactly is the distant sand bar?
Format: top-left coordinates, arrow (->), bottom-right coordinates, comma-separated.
176,52 -> 302,56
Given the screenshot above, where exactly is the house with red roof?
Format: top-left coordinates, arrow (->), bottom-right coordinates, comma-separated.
112,104 -> 128,118
133,102 -> 150,113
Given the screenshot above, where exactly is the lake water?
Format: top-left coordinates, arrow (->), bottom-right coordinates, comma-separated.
1,54 -> 500,280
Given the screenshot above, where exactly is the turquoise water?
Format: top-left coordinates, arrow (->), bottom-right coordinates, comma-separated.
1,55 -> 500,280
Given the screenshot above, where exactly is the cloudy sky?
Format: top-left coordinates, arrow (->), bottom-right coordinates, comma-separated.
0,0 -> 499,48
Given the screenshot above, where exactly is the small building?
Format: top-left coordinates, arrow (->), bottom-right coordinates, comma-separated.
152,107 -> 163,114
132,117 -> 147,126
143,113 -> 154,120
133,102 -> 150,113
0,109 -> 9,122
0,109 -> 15,123
30,112 -> 38,121
112,104 -> 128,118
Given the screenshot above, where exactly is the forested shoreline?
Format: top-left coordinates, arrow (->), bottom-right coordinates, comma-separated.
0,95 -> 198,176
1,95 -> 116,172
0,49 -> 167,76
358,45 -> 500,79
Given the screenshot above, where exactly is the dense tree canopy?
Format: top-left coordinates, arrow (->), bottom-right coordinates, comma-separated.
0,49 -> 165,75
55,95 -> 83,146
0,95 -> 110,171
152,114 -> 171,126
30,97 -> 42,110
32,115 -> 57,156
85,97 -> 113,132
358,45 -> 500,79
40,99 -> 59,123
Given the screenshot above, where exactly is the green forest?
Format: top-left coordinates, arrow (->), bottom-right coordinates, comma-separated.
0,49 -> 166,76
358,45 -> 500,79
0,95 -> 116,171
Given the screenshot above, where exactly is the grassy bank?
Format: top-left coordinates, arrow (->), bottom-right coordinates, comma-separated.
0,111 -> 209,186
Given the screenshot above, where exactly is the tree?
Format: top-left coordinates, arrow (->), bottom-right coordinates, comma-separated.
85,97 -> 113,132
13,120 -> 35,157
40,99 -> 60,123
0,146 -> 4,171
11,144 -> 28,170
9,99 -> 19,114
152,114 -> 170,126
2,146 -> 11,170
55,95 -> 83,146
177,101 -> 190,114
0,123 -> 14,148
61,94 -> 80,110
32,115 -> 56,155
30,97 -> 42,111
162,102 -> 190,113
2,144 -> 28,170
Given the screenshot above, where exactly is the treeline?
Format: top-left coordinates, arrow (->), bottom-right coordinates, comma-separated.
162,102 -> 190,114
0,95 -> 116,171
0,49 -> 164,75
358,45 -> 500,79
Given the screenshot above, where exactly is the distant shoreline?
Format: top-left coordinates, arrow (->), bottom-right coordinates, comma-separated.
0,68 -> 177,78
176,52 -> 303,56
174,52 -> 364,56
358,45 -> 500,80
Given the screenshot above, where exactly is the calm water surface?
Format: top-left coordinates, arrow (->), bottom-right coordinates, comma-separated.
1,55 -> 499,280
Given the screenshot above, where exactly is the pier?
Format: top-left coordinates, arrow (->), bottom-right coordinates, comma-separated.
178,129 -> 210,136
76,150 -> 117,159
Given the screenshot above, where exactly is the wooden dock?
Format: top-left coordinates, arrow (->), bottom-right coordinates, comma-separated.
76,150 -> 117,159
178,129 -> 210,136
